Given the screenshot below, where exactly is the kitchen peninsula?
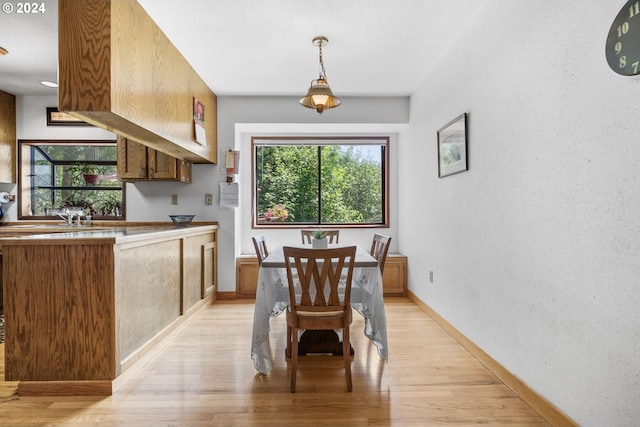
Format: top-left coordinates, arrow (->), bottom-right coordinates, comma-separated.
0,224 -> 217,396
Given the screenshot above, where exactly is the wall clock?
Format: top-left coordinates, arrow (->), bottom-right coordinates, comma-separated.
606,0 -> 640,75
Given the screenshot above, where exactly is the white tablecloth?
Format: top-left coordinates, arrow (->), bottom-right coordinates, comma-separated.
251,244 -> 389,374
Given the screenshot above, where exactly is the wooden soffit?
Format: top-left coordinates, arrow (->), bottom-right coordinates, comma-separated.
58,0 -> 217,164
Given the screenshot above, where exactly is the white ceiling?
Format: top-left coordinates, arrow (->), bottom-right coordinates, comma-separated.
0,0 -> 488,97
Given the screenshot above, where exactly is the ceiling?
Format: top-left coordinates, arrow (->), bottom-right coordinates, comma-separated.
0,0 -> 488,97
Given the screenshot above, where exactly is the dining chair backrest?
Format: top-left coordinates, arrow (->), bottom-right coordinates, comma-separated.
370,234 -> 392,273
252,235 -> 269,265
300,229 -> 340,244
284,245 -> 356,312
283,245 -> 357,392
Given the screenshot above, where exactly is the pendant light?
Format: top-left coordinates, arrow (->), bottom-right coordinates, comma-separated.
299,36 -> 341,114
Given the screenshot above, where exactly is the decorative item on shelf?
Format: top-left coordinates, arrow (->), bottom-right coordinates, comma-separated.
299,36 -> 341,114
169,214 -> 195,226
65,164 -> 107,186
312,229 -> 327,248
264,204 -> 288,222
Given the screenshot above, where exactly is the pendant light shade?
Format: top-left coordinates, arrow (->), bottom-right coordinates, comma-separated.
299,36 -> 340,114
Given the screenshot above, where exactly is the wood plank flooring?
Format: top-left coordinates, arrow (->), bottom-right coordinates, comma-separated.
0,298 -> 550,426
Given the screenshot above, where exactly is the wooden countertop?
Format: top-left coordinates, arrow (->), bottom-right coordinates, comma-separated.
0,224 -> 218,246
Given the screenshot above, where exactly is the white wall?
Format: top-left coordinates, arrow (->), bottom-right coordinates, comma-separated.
400,1 -> 639,425
217,96 -> 408,293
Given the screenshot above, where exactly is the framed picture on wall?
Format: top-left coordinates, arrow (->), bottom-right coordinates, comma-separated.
437,112 -> 468,178
46,107 -> 91,126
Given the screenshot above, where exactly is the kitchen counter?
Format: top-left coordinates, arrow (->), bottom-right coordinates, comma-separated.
0,224 -> 211,244
1,224 -> 218,396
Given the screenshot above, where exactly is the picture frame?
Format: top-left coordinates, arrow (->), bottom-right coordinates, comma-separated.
437,112 -> 468,178
46,107 -> 91,126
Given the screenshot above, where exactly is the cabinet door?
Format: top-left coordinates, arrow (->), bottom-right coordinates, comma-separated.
149,149 -> 177,180
236,257 -> 259,298
381,255 -> 408,296
0,91 -> 16,183
117,136 -> 148,179
202,241 -> 217,299
117,136 -> 192,183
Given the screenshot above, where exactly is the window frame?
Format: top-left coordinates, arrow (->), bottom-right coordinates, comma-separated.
17,139 -> 125,220
251,136 -> 389,229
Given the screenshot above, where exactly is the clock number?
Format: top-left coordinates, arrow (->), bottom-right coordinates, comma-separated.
630,1 -> 640,18
615,41 -> 623,54
634,61 -> 640,73
617,22 -> 630,37
620,55 -> 627,68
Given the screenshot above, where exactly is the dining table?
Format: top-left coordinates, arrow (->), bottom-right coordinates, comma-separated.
251,243 -> 389,374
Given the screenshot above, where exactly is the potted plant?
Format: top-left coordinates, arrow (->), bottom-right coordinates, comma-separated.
312,229 -> 327,248
264,204 -> 289,222
65,164 -> 106,186
80,165 -> 106,185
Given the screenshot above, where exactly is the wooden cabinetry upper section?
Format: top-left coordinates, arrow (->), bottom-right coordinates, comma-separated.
0,90 -> 16,183
118,136 -> 192,182
58,0 -> 217,164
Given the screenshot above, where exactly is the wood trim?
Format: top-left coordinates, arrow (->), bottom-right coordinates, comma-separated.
407,290 -> 578,427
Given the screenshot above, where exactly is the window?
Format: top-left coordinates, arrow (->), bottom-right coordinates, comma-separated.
18,140 -> 124,219
253,136 -> 388,227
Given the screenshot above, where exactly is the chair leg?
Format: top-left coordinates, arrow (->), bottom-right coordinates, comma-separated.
343,326 -> 352,392
290,327 -> 298,393
286,325 -> 292,358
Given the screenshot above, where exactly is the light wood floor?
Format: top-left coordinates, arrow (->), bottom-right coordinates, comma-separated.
0,298 -> 550,426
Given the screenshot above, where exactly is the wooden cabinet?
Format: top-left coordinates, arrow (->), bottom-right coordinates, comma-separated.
1,225 -> 218,395
382,254 -> 408,296
236,255 -> 261,298
235,253 -> 408,298
117,136 -> 192,182
0,90 -> 16,183
58,0 -> 217,164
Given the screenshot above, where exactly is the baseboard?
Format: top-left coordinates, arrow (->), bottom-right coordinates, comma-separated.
216,291 -> 237,300
18,380 -> 113,396
407,290 -> 577,427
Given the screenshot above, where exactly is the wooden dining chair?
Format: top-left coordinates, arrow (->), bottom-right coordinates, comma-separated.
283,245 -> 356,392
252,235 -> 269,265
370,234 -> 392,273
300,229 -> 340,244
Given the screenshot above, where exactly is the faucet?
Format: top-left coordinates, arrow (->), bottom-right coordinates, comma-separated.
55,210 -> 74,225
55,207 -> 84,226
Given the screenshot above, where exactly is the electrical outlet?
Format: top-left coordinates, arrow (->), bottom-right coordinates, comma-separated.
429,271 -> 434,283
205,194 -> 213,205
171,194 -> 178,205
